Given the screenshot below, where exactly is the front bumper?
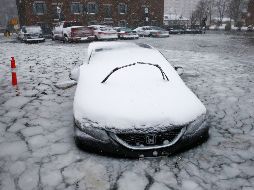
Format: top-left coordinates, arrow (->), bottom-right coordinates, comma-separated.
74,120 -> 209,158
119,34 -> 139,39
24,38 -> 45,43
97,34 -> 118,40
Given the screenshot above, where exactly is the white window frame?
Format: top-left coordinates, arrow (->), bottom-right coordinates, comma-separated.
119,3 -> 127,15
119,20 -> 127,27
103,4 -> 112,18
87,2 -> 97,15
71,2 -> 82,15
33,1 -> 46,15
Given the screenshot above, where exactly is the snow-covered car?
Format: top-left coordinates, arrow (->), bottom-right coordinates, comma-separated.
247,25 -> 253,32
18,26 -> 45,43
185,28 -> 203,34
89,25 -> 118,40
72,42 -> 209,158
52,21 -> 95,43
114,27 -> 139,39
134,26 -> 170,37
167,28 -> 185,34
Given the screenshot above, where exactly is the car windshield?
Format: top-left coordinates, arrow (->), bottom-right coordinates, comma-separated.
121,28 -> 132,32
25,27 -> 42,34
100,27 -> 113,31
150,26 -> 165,31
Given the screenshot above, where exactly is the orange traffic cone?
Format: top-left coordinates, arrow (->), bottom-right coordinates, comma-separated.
11,57 -> 20,96
11,57 -> 17,86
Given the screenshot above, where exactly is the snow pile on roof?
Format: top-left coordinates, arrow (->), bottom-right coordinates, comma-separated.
213,17 -> 231,22
74,42 -> 206,130
164,14 -> 189,21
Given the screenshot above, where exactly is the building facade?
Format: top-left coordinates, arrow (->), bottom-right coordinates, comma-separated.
16,0 -> 164,31
246,0 -> 254,26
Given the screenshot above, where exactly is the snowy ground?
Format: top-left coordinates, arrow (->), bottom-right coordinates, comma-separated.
0,33 -> 254,190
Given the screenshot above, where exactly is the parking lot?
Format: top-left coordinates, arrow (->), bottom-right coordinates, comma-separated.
0,33 -> 254,190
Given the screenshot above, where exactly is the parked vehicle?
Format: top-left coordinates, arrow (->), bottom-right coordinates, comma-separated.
167,28 -> 185,34
184,28 -> 203,34
114,27 -> 139,39
71,42 -> 209,158
247,25 -> 253,32
89,25 -> 118,40
18,26 -> 45,43
134,26 -> 169,37
52,21 -> 95,43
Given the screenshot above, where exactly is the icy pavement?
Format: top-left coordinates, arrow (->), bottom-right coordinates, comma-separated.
0,33 -> 254,190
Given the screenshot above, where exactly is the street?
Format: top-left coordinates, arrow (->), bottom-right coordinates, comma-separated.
0,32 -> 254,190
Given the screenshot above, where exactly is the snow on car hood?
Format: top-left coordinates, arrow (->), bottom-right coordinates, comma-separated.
74,43 -> 206,130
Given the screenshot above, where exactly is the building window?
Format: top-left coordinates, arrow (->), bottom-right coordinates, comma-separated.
33,2 -> 46,15
52,4 -> 64,21
71,2 -> 82,14
151,20 -> 158,26
87,2 -> 98,14
104,18 -> 113,25
103,4 -> 112,18
119,20 -> 127,27
118,3 -> 127,14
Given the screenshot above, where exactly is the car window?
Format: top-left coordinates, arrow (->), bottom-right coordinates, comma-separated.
22,27 -> 27,33
151,26 -> 165,31
25,27 -> 42,34
122,28 -> 132,32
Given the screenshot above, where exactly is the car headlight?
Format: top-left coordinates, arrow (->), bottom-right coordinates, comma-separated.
185,113 -> 207,135
75,119 -> 110,142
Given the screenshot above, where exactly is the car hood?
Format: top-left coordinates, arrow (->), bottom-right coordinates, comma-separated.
73,47 -> 206,131
26,32 -> 41,35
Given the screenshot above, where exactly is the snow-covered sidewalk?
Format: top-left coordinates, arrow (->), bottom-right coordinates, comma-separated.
0,34 -> 254,190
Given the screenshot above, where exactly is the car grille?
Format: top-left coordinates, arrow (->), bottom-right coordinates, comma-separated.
115,127 -> 183,147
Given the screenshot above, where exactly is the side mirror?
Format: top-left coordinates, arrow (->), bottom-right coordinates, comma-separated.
70,65 -> 80,81
174,66 -> 184,76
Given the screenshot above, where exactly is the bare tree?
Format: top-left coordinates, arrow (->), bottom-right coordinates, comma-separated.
216,0 -> 228,25
227,0 -> 246,26
190,10 -> 200,26
190,0 -> 210,27
207,0 -> 216,25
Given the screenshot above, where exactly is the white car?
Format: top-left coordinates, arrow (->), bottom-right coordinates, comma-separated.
71,42 -> 209,158
18,26 -> 45,43
89,25 -> 118,40
114,27 -> 139,39
134,26 -> 170,37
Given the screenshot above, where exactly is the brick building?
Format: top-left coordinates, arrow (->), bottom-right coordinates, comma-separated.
16,0 -> 164,32
246,0 -> 254,26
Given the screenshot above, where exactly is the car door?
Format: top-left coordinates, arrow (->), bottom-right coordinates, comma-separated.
55,23 -> 63,39
145,27 -> 152,36
19,27 -> 26,40
138,27 -> 146,36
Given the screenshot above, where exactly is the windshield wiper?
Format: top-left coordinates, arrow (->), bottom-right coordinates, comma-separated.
101,62 -> 169,83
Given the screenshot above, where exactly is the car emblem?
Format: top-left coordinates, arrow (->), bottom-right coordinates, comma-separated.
146,134 -> 156,145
